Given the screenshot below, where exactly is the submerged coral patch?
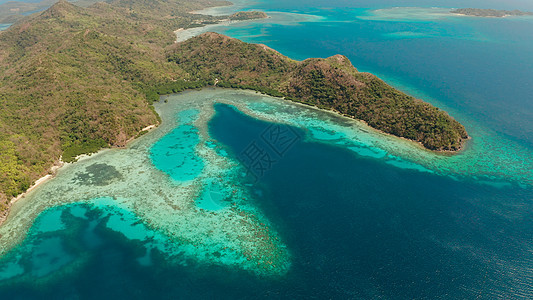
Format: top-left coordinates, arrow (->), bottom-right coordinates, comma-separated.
0,88 -> 531,285
0,90 -> 296,281
72,163 -> 123,186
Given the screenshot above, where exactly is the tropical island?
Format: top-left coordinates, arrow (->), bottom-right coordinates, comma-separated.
0,0 -> 467,221
229,11 -> 268,20
451,8 -> 533,18
0,0 -> 98,24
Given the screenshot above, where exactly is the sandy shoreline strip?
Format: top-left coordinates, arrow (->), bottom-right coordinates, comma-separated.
141,124 -> 157,132
11,175 -> 51,205
10,163 -> 63,206
0,161 -> 63,226
0,0 -> 250,225
1,122 -> 160,226
450,12 -> 511,18
174,20 -> 236,43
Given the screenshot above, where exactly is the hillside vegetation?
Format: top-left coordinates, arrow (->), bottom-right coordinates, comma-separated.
229,11 -> 268,20
0,0 -> 226,215
0,0 -> 467,218
169,33 -> 468,150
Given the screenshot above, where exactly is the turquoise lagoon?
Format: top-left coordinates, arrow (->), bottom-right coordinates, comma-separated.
1,0 -> 533,298
0,88 -> 531,298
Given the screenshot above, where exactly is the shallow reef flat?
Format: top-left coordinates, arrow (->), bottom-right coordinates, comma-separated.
357,7 -> 455,22
0,88 -> 531,283
358,7 -> 530,22
0,89 -> 295,281
221,89 -> 532,187
175,11 -> 324,43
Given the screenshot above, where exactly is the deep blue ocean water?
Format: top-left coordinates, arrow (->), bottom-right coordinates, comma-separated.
217,0 -> 533,148
3,102 -> 530,298
1,0 -> 533,298
207,104 -> 533,298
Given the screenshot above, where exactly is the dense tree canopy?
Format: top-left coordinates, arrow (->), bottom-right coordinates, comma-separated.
0,0 -> 467,218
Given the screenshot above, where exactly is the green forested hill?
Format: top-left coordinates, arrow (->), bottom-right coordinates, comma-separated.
169,33 -> 468,151
0,0 -> 224,211
0,0 -> 467,217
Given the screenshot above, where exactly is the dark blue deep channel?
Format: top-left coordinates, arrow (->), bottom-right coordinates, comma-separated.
0,103 -> 532,299
205,103 -> 533,299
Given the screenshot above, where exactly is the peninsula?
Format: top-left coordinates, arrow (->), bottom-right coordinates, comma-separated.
451,8 -> 533,18
0,0 -> 467,220
229,11 -> 268,20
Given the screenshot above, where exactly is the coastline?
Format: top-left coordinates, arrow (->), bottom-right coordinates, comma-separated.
0,0 -> 243,229
292,97 -> 470,153
0,0 -> 466,228
228,88 -> 468,154
175,22 -> 235,43
10,165 -> 62,206
0,124 -> 159,227
0,87 -> 529,276
327,107 -> 470,154
0,162 -> 62,226
0,89 -> 293,276
190,0 -> 251,16
172,6 -> 467,152
174,16 -> 271,43
450,12 -> 511,18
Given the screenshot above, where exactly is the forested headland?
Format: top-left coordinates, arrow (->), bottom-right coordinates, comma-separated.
0,0 -> 467,218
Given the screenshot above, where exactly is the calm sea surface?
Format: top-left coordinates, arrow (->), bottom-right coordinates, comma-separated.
0,0 -> 532,298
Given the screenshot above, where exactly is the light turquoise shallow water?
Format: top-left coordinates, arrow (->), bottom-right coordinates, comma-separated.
0,88 -> 531,298
0,0 -> 532,297
150,109 -> 204,181
0,90 -> 295,283
206,1 -> 533,149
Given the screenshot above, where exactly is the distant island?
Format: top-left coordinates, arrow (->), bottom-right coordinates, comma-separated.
0,0 -> 99,24
451,8 -> 533,18
0,0 -> 467,221
229,11 -> 268,20
171,33 -> 467,152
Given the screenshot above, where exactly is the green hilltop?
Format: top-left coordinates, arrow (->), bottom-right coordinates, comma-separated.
229,11 -> 268,20
170,33 -> 467,151
0,0 -> 467,217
